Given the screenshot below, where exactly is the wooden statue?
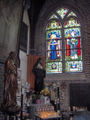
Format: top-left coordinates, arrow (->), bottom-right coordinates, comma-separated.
2,51 -> 20,113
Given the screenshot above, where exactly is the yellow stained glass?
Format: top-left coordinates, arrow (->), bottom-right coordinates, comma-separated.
49,14 -> 58,20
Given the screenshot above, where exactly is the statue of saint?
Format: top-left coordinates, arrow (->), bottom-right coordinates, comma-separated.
2,51 -> 20,113
32,58 -> 46,94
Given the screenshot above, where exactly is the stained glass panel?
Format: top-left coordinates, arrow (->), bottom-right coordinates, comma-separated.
46,40 -> 62,50
65,38 -> 82,60
64,18 -> 80,28
46,62 -> 62,73
46,20 -> 62,30
46,50 -> 62,62
67,11 -> 77,17
46,30 -> 61,40
65,49 -> 82,60
64,28 -> 81,38
49,14 -> 58,20
57,8 -> 69,19
65,38 -> 81,49
65,61 -> 83,72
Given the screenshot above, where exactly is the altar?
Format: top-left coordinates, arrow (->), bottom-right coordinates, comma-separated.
29,104 -> 56,120
35,114 -> 61,120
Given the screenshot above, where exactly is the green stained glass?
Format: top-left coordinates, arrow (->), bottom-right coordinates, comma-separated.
57,8 -> 69,19
64,18 -> 80,28
46,62 -> 62,73
65,61 -> 83,72
46,30 -> 62,40
49,14 -> 58,20
46,20 -> 62,30
67,11 -> 77,17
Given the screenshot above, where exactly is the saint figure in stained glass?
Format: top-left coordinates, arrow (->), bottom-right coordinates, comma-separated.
67,38 -> 78,59
49,34 -> 57,60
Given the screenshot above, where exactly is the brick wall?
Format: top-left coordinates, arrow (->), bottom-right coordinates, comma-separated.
34,0 -> 90,111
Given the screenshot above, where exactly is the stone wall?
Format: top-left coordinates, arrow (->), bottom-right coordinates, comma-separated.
0,0 -> 22,119
0,0 -> 22,58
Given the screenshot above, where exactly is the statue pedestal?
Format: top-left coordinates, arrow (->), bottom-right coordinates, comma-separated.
4,113 -> 19,120
0,104 -> 21,120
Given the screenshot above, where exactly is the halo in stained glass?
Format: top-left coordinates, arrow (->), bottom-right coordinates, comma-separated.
64,28 -> 81,38
46,30 -> 62,40
46,62 -> 62,73
65,61 -> 83,72
64,18 -> 80,28
56,8 -> 69,19
46,20 -> 62,30
49,14 -> 58,20
67,11 -> 77,17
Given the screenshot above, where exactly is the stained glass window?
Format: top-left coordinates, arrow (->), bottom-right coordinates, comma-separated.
46,8 -> 83,73
64,18 -> 80,28
56,8 -> 69,19
49,14 -> 59,20
67,11 -> 77,17
46,20 -> 62,30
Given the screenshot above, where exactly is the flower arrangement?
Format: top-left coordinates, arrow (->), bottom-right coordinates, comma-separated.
40,88 -> 50,96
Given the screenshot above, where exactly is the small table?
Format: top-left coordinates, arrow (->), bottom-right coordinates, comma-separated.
35,114 -> 61,120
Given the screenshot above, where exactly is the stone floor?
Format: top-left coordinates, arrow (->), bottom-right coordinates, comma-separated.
73,111 -> 90,120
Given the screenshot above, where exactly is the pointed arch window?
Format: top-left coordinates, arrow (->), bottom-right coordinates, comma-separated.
46,8 -> 83,73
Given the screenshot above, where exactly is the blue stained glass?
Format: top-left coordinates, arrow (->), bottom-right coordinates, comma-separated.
47,51 -> 62,62
64,28 -> 80,38
46,30 -> 61,40
50,41 -> 57,60
46,40 -> 62,50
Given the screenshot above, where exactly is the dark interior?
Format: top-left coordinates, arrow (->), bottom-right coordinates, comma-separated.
70,83 -> 90,111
